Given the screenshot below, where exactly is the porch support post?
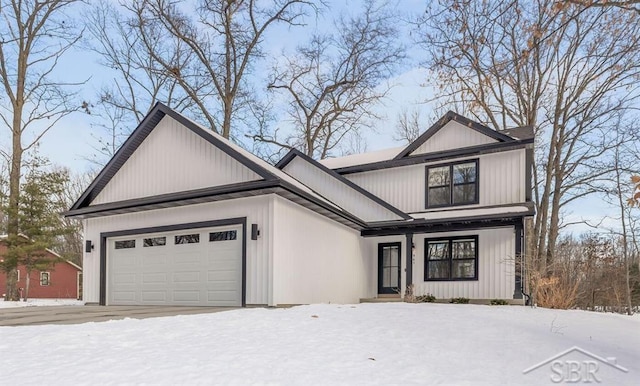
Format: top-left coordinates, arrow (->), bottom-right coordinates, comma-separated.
405,232 -> 414,288
513,220 -> 523,300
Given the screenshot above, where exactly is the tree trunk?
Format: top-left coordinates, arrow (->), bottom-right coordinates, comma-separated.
24,271 -> 30,302
5,103 -> 23,301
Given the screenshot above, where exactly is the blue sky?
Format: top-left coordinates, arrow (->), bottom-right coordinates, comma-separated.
2,0 -> 429,174
0,0 -> 622,235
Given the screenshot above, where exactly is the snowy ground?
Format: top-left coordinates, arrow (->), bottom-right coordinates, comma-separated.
0,303 -> 638,385
0,298 -> 84,308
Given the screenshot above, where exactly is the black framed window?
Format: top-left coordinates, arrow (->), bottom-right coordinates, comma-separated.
143,237 -> 166,247
425,236 -> 478,281
426,160 -> 478,207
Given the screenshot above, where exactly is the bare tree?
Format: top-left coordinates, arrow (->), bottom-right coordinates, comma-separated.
0,0 -> 85,300
591,120 -> 640,314
251,0 -> 405,159
0,158 -> 8,234
52,169 -> 92,266
568,0 -> 640,14
416,1 -> 640,275
122,0 -> 314,140
394,108 -> 424,144
84,1 -> 197,164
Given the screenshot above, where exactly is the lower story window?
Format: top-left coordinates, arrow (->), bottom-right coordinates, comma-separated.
40,272 -> 51,286
425,236 -> 478,281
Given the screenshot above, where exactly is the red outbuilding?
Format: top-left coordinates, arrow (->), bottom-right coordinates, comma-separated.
0,235 -> 82,299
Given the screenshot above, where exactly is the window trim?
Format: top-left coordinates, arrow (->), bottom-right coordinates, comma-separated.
40,272 -> 51,286
424,235 -> 479,281
425,159 -> 479,208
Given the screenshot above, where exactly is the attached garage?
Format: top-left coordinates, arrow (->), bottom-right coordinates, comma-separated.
106,223 -> 243,307
66,103 -> 408,307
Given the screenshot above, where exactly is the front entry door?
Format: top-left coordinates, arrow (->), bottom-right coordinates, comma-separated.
378,242 -> 401,294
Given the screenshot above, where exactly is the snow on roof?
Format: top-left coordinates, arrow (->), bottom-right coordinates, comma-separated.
410,205 -> 533,221
319,146 -> 404,170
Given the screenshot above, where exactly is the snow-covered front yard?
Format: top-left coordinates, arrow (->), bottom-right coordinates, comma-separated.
0,303 -> 637,385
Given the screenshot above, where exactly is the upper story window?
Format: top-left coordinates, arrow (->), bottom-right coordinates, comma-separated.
426,159 -> 478,208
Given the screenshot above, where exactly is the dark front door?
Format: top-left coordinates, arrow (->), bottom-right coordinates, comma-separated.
378,242 -> 401,294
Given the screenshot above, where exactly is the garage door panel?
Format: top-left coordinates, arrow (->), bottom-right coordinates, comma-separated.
173,291 -> 200,302
142,255 -> 168,266
142,272 -> 168,284
107,225 -> 242,306
207,270 -> 237,281
112,291 -> 136,302
174,252 -> 200,264
173,271 -> 200,283
113,273 -> 136,285
142,291 -> 167,302
207,291 -> 237,303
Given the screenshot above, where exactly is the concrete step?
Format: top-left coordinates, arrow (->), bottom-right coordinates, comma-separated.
360,297 -> 403,303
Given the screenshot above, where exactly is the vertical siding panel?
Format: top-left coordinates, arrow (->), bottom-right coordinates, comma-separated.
271,196 -> 369,305
410,121 -> 497,156
409,227 -> 515,300
92,116 -> 261,205
347,149 -> 525,213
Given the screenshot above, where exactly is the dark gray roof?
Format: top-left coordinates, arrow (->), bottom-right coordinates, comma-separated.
500,126 -> 535,141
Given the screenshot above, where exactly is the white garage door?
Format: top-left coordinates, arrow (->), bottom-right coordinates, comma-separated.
107,225 -> 242,306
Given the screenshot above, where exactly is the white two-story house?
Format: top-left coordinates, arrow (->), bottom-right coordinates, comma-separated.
66,103 -> 533,306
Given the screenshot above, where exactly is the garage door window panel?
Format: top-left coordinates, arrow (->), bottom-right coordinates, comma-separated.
175,234 -> 200,244
115,240 -> 136,249
144,237 -> 166,247
209,230 -> 237,242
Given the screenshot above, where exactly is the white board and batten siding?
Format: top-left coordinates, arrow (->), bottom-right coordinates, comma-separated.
271,195 -> 373,305
92,115 -> 261,205
410,120 -> 497,156
411,228 -> 516,299
82,195 -> 274,306
345,149 -> 526,213
282,157 -> 403,222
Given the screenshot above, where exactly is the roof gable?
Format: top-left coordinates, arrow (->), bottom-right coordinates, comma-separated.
276,150 -> 410,222
395,111 -> 515,159
68,103 -> 368,230
71,103 -> 278,211
91,115 -> 264,205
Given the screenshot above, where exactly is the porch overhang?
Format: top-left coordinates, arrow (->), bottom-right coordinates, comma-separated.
361,210 -> 533,237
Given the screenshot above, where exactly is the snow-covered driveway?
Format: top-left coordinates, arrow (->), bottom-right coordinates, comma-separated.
1,303 -> 637,385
